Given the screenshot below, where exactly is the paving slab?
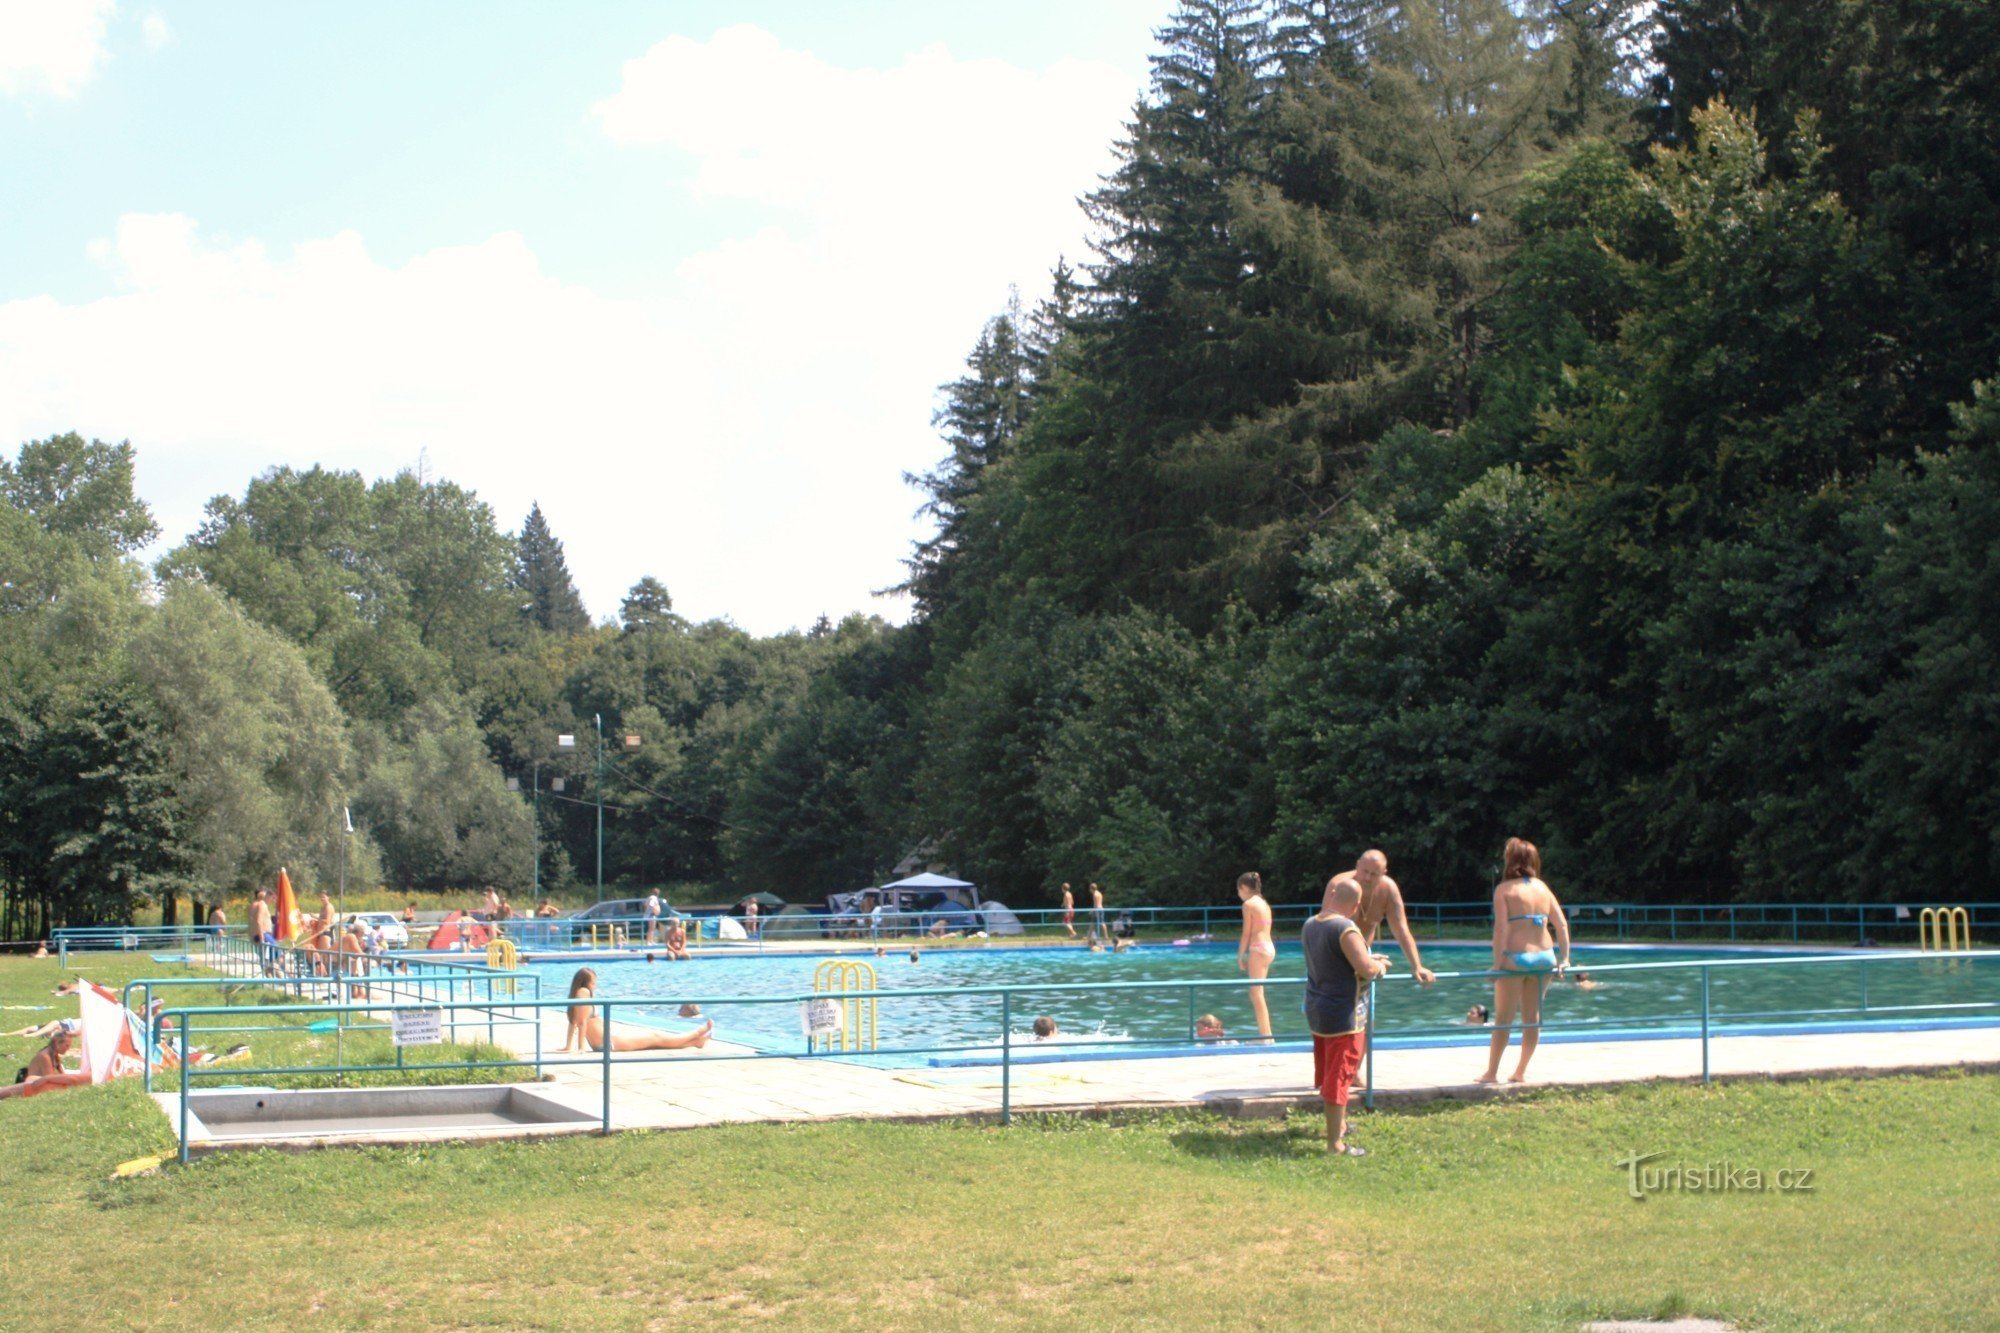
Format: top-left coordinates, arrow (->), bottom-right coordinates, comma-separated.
483,1010 -> 2000,1132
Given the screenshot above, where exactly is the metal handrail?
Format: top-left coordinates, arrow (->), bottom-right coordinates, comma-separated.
159,948 -> 1995,1161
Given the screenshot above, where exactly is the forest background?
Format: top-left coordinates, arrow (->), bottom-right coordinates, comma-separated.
5,0 -> 1998,937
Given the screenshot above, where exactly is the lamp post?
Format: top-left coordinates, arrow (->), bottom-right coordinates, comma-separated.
594,713 -> 604,903
534,734 -> 579,906
589,718 -> 640,905
337,804 -> 352,918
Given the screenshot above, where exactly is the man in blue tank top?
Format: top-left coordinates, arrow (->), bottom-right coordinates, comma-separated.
1302,876 -> 1392,1156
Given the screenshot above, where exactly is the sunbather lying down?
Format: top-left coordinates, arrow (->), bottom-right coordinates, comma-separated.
560,967 -> 713,1054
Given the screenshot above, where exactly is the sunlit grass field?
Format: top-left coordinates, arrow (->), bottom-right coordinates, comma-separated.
4,954 -> 1997,1329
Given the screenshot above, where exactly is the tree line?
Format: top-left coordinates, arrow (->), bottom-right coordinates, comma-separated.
5,1 -> 1997,934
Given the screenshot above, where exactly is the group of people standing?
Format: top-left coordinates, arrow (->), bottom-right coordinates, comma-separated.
1057,881 -> 1107,941
1236,839 -> 1571,1155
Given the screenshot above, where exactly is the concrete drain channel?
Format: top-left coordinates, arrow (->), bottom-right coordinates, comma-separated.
156,1084 -> 600,1152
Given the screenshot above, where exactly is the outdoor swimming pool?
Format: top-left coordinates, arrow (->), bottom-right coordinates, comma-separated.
524,941 -> 1999,1068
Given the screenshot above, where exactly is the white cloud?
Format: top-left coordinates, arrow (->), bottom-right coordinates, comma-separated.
141,11 -> 169,50
0,27 -> 1142,634
0,0 -> 116,98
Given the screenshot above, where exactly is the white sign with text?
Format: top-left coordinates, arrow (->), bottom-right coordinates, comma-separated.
392,1007 -> 442,1047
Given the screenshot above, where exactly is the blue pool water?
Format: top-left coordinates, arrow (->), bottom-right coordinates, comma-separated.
524,941 -> 1998,1068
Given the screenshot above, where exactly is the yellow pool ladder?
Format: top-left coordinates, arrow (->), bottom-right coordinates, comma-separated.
486,936 -> 519,995
1918,906 -> 1971,952
811,960 -> 878,1052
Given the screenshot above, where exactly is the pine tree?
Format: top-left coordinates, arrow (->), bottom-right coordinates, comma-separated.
513,503 -> 590,635
1080,0 -> 1281,430
619,577 -> 680,634
903,309 -> 1033,621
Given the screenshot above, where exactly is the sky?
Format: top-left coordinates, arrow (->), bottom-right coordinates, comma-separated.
0,0 -> 1173,633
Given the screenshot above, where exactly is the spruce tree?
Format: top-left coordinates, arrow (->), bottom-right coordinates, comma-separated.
513,502 -> 590,635
904,310 -> 1033,622
619,577 -> 679,634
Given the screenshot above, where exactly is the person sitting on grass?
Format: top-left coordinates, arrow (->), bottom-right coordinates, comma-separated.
559,967 -> 712,1055
1,1028 -> 91,1101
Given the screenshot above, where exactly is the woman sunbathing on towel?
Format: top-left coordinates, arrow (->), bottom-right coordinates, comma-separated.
560,967 -> 712,1055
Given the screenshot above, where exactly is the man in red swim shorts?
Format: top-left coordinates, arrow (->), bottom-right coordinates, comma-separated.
1302,875 -> 1391,1155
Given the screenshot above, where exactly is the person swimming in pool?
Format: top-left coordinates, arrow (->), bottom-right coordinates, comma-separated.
1477,837 -> 1570,1085
560,967 -> 712,1055
1236,871 -> 1276,1040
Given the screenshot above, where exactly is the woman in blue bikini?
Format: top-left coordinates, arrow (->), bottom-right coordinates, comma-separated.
1477,838 -> 1570,1085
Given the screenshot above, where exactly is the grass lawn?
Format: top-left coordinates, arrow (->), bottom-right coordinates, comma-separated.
4,954 -> 1998,1330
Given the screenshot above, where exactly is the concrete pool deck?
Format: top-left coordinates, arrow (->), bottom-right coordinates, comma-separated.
490,1008 -> 2000,1134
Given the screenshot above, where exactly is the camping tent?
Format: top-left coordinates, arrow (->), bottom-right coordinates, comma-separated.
426,911 -> 492,952
978,901 -> 1025,936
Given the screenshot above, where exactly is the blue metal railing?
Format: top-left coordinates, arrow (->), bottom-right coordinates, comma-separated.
157,947 -> 1996,1162
410,901 -> 2000,953
51,900 -> 1999,964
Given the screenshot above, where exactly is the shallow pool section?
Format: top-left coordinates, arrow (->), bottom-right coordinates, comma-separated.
524,942 -> 1998,1069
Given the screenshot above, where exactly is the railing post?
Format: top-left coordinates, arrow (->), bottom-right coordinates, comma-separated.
1856,905 -> 1865,947
178,1026 -> 192,1166
1728,906 -> 1737,942
1001,991 -> 1012,1127
1700,966 -> 1711,1085
600,1001 -> 613,1135
1363,979 -> 1377,1112
1669,906 -> 1678,942
1859,959 -> 1868,1014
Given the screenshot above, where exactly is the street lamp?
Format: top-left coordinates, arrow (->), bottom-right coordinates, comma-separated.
591,718 -> 640,904
531,733 -> 578,905
337,804 -> 353,917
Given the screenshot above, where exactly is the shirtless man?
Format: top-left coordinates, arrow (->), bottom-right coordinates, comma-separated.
1089,882 -> 1106,941
1060,883 -> 1076,939
1335,850 -> 1436,986
249,889 -> 276,976
337,922 -> 369,999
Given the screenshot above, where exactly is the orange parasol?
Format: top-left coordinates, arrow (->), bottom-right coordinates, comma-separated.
274,866 -> 303,944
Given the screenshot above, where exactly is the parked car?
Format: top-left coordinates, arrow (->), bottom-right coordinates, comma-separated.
345,912 -> 410,948
560,898 -> 679,943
